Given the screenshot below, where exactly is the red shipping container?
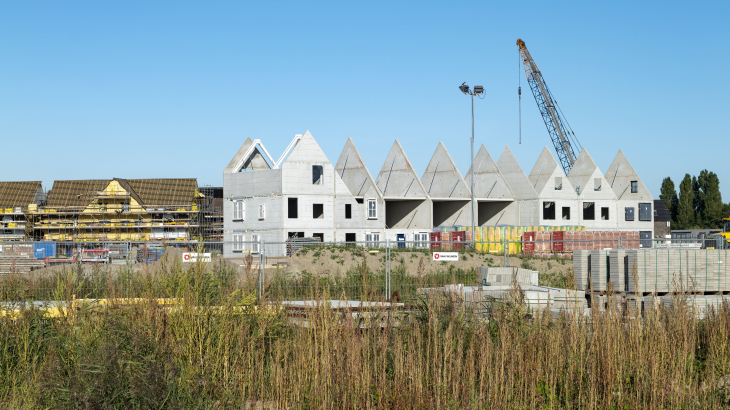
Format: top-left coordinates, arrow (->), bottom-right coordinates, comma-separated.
551,231 -> 564,253
430,232 -> 441,250
451,231 -> 465,251
523,231 -> 536,253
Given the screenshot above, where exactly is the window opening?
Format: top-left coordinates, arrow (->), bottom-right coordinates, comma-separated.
312,165 -> 323,185
562,207 -> 570,220
543,202 -> 556,220
583,202 -> 595,220
288,198 -> 298,218
313,204 -> 324,219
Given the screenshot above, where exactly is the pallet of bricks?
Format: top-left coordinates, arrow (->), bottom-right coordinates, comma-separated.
0,244 -> 45,273
522,230 -> 640,259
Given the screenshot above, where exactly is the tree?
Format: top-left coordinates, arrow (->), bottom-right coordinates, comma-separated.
692,174 -> 704,227
703,171 -> 723,228
677,174 -> 695,229
659,177 -> 679,225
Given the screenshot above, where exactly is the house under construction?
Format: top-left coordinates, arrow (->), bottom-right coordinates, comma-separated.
223,131 -> 655,257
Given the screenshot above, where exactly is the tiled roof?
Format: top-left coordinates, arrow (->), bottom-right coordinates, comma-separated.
0,181 -> 42,208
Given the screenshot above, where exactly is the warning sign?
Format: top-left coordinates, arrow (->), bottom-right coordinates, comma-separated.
432,252 -> 458,261
182,253 -> 211,263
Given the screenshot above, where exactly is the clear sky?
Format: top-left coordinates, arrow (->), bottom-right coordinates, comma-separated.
1,1 -> 728,200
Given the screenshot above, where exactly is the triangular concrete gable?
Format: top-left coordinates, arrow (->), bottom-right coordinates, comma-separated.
335,138 -> 382,199
282,130 -> 331,165
567,149 -> 617,199
224,138 -> 272,173
464,145 -> 515,199
605,150 -> 653,201
421,142 -> 471,199
528,147 -> 576,198
495,145 -> 537,200
375,140 -> 429,198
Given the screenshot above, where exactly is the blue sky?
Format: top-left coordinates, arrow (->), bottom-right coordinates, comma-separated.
1,1 -> 728,199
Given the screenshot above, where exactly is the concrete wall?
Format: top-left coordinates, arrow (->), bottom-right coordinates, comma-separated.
432,200 -> 471,227
477,201 -> 518,226
385,199 -> 431,229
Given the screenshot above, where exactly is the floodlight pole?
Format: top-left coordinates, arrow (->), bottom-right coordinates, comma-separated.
470,93 -> 475,249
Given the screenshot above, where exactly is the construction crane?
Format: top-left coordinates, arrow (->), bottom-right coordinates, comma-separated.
517,39 -> 581,175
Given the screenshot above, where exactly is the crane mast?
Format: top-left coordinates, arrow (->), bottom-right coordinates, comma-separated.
517,39 -> 579,174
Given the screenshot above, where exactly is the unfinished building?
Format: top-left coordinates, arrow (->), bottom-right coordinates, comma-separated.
375,141 -> 432,243
422,142 -> 472,228
36,178 -> 202,242
567,149 -> 618,230
464,145 -> 516,226
528,147 -> 579,227
222,131 -> 656,257
0,181 -> 44,241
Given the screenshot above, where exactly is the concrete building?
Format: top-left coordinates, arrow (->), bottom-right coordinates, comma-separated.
375,140 -> 432,244
495,146 -> 539,226
421,142 -> 472,228
464,145 -> 516,226
567,149 -> 619,230
604,150 -> 655,240
223,131 -> 368,257
528,147 -> 579,227
222,132 -> 655,256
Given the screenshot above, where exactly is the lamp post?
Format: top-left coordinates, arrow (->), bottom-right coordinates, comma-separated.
459,83 -> 483,249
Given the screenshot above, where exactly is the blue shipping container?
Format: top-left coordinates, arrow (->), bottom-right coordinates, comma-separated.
34,242 -> 56,259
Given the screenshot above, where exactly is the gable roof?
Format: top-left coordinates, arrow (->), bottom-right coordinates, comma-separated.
335,138 -> 382,198
567,148 -> 616,198
604,150 -> 653,201
495,145 -> 537,200
421,142 -> 471,199
224,138 -> 273,173
0,181 -> 42,208
463,145 -> 515,200
46,178 -> 199,208
528,147 -> 560,194
375,140 -> 429,198
281,130 -> 331,165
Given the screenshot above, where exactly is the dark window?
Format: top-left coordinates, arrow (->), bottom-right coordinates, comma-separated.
562,207 -> 570,220
288,198 -> 298,218
625,207 -> 635,221
639,203 -> 652,221
312,165 -> 323,185
542,202 -> 555,220
601,207 -> 609,221
355,198 -> 364,204
313,204 -> 324,219
288,231 -> 304,238
631,181 -> 638,193
345,233 -> 356,243
583,202 -> 595,220
313,233 -> 324,242
640,231 -> 652,248
345,204 -> 352,219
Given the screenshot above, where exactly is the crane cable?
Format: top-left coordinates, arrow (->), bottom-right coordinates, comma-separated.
518,48 -> 522,144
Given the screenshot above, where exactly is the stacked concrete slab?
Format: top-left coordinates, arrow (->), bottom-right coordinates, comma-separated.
626,249 -> 729,294
609,250 -> 629,293
589,250 -> 611,292
573,250 -> 590,291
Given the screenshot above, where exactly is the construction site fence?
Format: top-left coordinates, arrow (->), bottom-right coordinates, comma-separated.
0,238 -> 724,305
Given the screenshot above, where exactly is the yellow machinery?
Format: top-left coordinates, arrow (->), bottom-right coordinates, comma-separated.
707,217 -> 730,249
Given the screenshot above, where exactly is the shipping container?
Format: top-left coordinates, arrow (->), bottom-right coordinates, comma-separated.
33,242 -> 56,259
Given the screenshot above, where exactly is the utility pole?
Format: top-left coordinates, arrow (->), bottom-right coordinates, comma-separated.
459,83 -> 483,248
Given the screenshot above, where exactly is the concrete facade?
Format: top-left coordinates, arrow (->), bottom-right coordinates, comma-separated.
567,149 -> 621,231
464,145 -> 517,226
422,142 -> 472,227
604,150 -> 654,234
222,132 -> 655,256
528,147 -> 579,227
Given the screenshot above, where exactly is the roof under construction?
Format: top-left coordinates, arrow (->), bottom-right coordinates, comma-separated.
46,178 -> 199,208
0,181 -> 42,208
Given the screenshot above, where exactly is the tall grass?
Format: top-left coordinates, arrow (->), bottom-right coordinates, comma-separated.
0,253 -> 729,408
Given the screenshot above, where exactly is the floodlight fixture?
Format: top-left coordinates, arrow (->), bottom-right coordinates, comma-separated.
459,82 -> 470,94
474,85 -> 484,94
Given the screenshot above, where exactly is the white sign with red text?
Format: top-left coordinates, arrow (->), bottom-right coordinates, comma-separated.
432,252 -> 458,261
182,253 -> 211,263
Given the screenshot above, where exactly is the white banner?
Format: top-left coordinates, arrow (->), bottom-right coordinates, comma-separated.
432,252 -> 458,261
182,252 -> 211,263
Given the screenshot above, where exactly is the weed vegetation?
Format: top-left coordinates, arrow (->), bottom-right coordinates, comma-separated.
0,251 -> 729,409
